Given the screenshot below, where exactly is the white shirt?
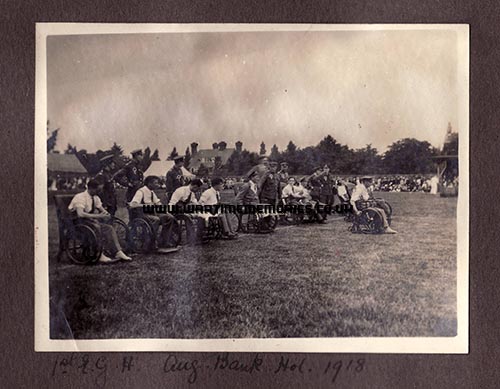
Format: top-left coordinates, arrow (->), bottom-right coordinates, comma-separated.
68,190 -> 103,213
130,186 -> 161,206
337,184 -> 348,200
199,187 -> 220,206
350,183 -> 370,203
282,184 -> 300,199
169,185 -> 198,206
249,181 -> 257,194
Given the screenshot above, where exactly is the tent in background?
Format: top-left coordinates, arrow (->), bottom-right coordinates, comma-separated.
144,160 -> 195,179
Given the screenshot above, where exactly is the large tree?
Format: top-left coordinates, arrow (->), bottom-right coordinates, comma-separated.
382,138 -> 436,174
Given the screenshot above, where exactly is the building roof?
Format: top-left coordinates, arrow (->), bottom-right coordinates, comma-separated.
190,148 -> 235,170
47,153 -> 88,174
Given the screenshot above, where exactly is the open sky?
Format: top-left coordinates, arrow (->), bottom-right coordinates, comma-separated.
47,28 -> 459,156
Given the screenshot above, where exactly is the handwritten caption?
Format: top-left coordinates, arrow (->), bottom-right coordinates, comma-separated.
52,353 -> 366,386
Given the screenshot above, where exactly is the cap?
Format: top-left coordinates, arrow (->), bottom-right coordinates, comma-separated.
360,176 -> 373,181
131,149 -> 143,156
173,155 -> 184,162
269,161 -> 278,167
280,162 -> 288,166
99,154 -> 114,164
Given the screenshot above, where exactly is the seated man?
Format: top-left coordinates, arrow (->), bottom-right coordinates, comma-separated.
130,175 -> 177,250
199,177 -> 238,239
281,177 -> 304,204
236,171 -> 259,205
168,178 -> 202,207
350,176 -> 397,234
236,171 -> 275,230
68,179 -> 132,263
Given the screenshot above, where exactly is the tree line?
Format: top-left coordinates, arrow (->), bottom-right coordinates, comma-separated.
48,122 -> 457,176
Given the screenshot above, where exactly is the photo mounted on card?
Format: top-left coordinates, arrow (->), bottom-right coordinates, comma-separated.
34,23 -> 469,353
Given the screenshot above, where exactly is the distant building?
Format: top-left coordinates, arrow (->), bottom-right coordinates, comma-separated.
189,141 -> 237,174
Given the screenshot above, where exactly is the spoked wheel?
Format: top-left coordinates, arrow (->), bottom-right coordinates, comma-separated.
359,208 -> 384,234
67,224 -> 102,265
128,218 -> 154,253
265,215 -> 279,231
108,217 -> 130,253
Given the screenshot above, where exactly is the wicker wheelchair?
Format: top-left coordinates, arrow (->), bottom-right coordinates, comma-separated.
54,194 -> 129,265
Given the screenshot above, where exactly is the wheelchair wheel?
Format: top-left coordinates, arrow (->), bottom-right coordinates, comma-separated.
359,208 -> 384,234
67,224 -> 102,265
265,215 -> 279,230
108,217 -> 130,252
128,218 -> 154,253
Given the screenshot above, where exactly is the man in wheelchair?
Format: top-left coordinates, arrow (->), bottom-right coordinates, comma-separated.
236,170 -> 278,232
199,176 -> 238,239
350,176 -> 397,234
68,179 -> 132,263
129,175 -> 178,252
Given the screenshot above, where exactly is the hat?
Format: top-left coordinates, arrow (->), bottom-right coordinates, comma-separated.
269,161 -> 278,167
246,170 -> 258,179
173,155 -> 184,162
99,154 -> 114,164
131,149 -> 143,156
360,176 -> 373,181
280,162 -> 288,166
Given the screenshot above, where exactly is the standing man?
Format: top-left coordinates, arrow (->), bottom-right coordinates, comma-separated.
308,166 -> 325,202
165,155 -> 185,202
258,161 -> 280,205
277,162 -> 289,193
114,149 -> 145,203
95,154 -> 118,216
246,155 -> 270,185
319,164 -> 335,207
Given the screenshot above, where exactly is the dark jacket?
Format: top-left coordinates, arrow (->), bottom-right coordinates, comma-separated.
236,182 -> 259,205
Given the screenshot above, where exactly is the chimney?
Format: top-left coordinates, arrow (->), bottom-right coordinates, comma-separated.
190,142 -> 198,155
235,141 -> 242,152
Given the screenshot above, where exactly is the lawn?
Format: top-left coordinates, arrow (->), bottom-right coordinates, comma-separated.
48,192 -> 457,339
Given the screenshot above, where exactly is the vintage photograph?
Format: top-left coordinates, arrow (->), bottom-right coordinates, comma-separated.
35,24 -> 468,352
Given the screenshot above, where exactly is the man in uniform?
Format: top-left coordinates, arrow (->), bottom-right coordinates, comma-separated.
308,166 -> 325,202
246,155 -> 270,186
165,155 -> 185,202
114,149 -> 145,203
319,164 -> 335,207
258,161 -> 280,205
95,154 -> 118,216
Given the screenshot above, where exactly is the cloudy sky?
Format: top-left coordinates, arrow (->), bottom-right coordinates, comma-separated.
47,28 -> 459,156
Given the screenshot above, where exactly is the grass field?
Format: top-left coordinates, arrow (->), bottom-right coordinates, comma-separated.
48,192 -> 457,339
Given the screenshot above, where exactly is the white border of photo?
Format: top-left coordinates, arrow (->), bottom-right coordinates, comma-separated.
35,23 -> 469,353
